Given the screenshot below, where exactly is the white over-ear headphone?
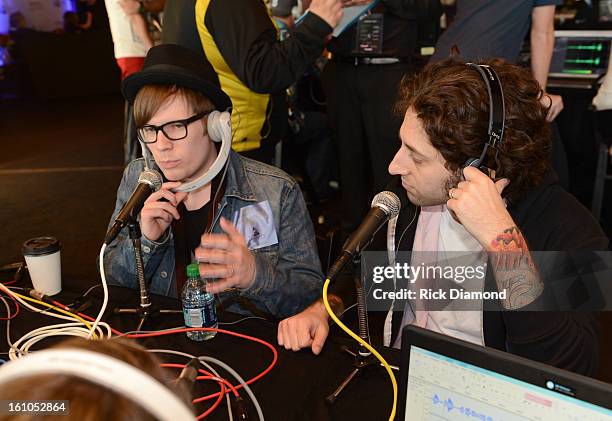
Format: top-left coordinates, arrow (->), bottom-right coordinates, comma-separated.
0,349 -> 196,421
171,110 -> 232,193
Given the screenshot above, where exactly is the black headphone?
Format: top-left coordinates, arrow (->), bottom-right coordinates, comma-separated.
463,63 -> 506,179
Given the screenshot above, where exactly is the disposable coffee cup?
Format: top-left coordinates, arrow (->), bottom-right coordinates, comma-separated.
22,236 -> 62,296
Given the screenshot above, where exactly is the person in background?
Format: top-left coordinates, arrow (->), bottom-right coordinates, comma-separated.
76,0 -> 97,31
105,0 -> 155,164
63,12 -> 81,33
323,0 -> 443,237
431,0 -> 570,190
191,0 -> 343,164
593,56 -> 612,111
431,0 -> 564,122
105,0 -> 153,80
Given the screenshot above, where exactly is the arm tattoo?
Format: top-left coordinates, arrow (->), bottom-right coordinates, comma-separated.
489,226 -> 543,310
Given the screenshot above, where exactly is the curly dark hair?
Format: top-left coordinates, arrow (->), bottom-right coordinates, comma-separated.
394,58 -> 551,203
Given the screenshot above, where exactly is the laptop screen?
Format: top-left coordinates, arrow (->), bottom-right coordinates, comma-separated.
549,31 -> 612,78
405,345 -> 612,421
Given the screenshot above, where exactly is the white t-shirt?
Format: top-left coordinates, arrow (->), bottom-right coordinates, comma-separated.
423,206 -> 485,346
390,205 -> 486,348
104,0 -> 149,59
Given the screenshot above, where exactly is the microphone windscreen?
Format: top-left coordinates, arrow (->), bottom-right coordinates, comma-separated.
371,176 -> 409,218
138,169 -> 163,192
371,191 -> 401,218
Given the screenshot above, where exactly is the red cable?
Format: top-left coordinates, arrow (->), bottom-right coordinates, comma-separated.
128,327 -> 278,404
163,364 -> 227,419
0,292 -> 20,320
160,363 -> 235,419
160,363 -> 239,396
160,363 -> 237,394
198,377 -> 225,419
50,297 -> 278,417
1,280 -> 16,286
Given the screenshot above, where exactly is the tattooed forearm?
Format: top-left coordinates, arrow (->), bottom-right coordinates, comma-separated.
489,226 -> 543,309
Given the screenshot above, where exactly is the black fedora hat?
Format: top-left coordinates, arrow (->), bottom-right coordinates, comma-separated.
121,44 -> 232,111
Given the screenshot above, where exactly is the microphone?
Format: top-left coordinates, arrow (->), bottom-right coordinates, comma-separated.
327,177 -> 408,281
104,169 -> 163,245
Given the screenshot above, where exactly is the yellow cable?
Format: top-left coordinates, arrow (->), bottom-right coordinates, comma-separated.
323,278 -> 397,421
11,292 -> 98,339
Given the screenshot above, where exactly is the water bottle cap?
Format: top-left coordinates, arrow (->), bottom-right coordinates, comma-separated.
186,263 -> 200,278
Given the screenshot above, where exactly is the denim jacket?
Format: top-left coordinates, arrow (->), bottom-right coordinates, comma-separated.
103,151 -> 323,318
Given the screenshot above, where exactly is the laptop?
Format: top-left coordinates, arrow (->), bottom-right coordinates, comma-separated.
398,325 -> 612,420
549,30 -> 612,79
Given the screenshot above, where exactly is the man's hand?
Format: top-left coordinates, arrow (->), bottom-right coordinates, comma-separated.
542,93 -> 564,122
195,217 -> 256,292
140,181 -> 188,242
446,167 -> 514,250
308,0 -> 344,29
278,301 -> 330,354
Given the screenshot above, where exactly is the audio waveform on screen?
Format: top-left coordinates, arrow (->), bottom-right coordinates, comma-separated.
431,393 -> 495,421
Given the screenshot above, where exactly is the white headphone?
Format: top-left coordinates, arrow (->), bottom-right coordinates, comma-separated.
172,110 -> 232,193
141,110 -> 232,193
0,349 -> 196,421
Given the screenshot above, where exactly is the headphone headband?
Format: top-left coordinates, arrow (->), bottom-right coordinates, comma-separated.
0,349 -> 196,421
462,63 -> 507,177
466,63 -> 506,149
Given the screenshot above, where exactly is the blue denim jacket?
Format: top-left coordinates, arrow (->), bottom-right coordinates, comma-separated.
103,151 -> 323,318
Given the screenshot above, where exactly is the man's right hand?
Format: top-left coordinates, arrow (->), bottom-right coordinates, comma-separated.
140,181 -> 188,242
278,301 -> 330,355
308,0 -> 344,29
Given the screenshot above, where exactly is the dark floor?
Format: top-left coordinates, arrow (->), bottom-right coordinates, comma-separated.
0,94 -> 125,289
0,94 -> 611,382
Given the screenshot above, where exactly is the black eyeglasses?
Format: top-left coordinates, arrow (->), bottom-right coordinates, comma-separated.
137,111 -> 209,144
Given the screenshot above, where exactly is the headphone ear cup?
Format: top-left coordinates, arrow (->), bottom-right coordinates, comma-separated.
207,110 -> 232,143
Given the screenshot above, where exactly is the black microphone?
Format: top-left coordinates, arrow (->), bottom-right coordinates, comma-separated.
104,169 -> 163,245
327,177 -> 408,281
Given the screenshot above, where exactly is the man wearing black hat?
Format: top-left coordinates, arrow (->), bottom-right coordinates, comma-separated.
103,44 -> 324,319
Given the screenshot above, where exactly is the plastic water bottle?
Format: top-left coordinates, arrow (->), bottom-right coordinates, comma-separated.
181,263 -> 217,341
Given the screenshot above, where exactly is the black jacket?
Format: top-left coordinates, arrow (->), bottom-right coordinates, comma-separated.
328,0 -> 442,58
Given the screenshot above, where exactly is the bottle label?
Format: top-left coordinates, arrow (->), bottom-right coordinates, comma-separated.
183,308 -> 204,327
183,304 -> 217,328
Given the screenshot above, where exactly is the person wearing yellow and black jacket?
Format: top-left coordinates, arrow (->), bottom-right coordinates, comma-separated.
190,0 -> 343,164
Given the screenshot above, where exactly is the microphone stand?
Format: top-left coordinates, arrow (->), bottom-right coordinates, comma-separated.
114,221 -> 180,331
326,256 -> 379,405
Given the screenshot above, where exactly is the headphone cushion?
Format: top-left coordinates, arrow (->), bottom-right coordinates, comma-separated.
207,111 -> 231,143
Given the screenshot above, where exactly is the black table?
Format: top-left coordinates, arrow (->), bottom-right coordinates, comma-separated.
2,284 -> 399,421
